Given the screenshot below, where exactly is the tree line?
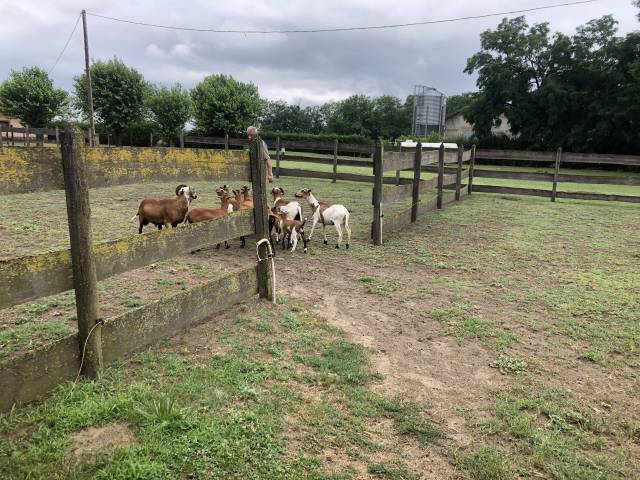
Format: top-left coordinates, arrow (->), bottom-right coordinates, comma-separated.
0,59 -> 413,145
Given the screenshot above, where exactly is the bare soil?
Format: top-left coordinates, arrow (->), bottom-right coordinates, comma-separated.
71,422 -> 134,458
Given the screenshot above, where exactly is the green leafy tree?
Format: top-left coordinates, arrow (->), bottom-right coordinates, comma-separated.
465,15 -> 640,153
327,95 -> 374,137
446,92 -> 477,117
191,74 -> 260,136
74,58 -> 148,144
0,66 -> 68,127
147,84 -> 192,145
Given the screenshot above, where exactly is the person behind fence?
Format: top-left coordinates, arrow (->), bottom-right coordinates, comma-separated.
247,126 -> 274,183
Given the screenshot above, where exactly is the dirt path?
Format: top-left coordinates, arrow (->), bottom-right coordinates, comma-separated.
272,251 -> 505,478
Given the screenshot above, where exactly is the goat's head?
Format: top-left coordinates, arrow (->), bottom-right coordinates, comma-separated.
176,185 -> 197,200
294,188 -> 312,199
241,185 -> 251,196
216,185 -> 229,197
271,186 -> 284,198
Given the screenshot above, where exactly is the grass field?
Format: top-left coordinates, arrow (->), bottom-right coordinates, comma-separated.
1,170 -> 639,478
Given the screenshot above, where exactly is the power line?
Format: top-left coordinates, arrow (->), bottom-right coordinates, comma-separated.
49,13 -> 81,74
87,0 -> 601,35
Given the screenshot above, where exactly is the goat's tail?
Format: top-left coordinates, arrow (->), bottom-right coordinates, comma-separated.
130,214 -> 139,222
294,205 -> 302,221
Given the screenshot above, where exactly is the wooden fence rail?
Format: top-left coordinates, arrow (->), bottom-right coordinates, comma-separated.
0,126 -> 272,412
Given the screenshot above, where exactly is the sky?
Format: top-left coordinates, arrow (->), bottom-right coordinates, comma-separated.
0,0 -> 638,105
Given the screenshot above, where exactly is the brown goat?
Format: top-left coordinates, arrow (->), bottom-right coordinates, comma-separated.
276,207 -> 307,253
133,184 -> 197,234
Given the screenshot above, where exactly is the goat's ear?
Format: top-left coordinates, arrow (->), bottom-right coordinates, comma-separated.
175,184 -> 187,196
279,187 -> 285,195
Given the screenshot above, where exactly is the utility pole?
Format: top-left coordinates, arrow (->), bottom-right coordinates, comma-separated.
81,10 -> 95,147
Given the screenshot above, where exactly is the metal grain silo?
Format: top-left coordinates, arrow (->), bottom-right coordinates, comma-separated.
411,85 -> 446,137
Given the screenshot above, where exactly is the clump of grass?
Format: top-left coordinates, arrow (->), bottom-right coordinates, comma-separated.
454,445 -> 514,480
120,297 -> 144,308
154,278 -> 172,286
431,304 -> 517,350
135,395 -> 188,430
490,354 -> 527,375
358,275 -> 401,295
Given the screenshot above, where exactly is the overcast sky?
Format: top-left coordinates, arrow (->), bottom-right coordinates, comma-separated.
1,0 -> 638,105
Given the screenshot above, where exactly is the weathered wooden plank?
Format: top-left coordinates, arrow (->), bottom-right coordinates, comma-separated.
381,178 -> 437,203
277,167 -> 411,185
561,152 -> 640,166
556,173 -> 640,185
462,150 -> 472,162
0,266 -> 258,412
0,334 -> 79,412
0,209 -> 254,310
473,170 -> 553,181
472,185 -> 552,197
0,147 -> 251,194
102,266 -> 258,362
444,151 -> 459,165
281,154 -> 372,167
421,150 -> 439,166
383,151 -> 415,172
372,143 -> 384,245
442,172 -> 458,186
475,149 -> 555,162
556,191 -> 640,203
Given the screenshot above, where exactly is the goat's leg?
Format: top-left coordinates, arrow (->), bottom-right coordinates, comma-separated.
225,241 -> 229,249
345,220 -> 351,249
240,236 -> 245,248
334,223 -> 343,249
300,228 -> 308,253
308,218 -> 318,241
323,224 -> 328,245
290,228 -> 298,253
138,222 -> 144,234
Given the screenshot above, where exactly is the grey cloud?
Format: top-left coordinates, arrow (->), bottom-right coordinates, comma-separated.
1,0 -> 638,105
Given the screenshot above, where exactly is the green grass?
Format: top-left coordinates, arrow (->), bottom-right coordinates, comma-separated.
0,303 -> 443,479
358,275 -> 401,295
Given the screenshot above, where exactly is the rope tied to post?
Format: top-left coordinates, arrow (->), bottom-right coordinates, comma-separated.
255,238 -> 276,305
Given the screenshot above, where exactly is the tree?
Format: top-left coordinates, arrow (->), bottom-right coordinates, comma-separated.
465,15 -> 640,153
0,66 -> 68,127
147,84 -> 192,144
74,58 -> 148,144
446,92 -> 477,117
635,1 -> 640,20
327,95 -> 374,137
191,74 -> 260,136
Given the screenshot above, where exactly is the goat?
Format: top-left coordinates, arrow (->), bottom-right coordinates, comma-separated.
273,207 -> 308,253
132,184 -> 197,234
185,203 -> 233,249
216,185 -> 247,248
294,188 -> 351,249
271,187 -> 302,221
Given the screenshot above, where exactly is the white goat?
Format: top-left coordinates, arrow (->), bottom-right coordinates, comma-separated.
270,187 -> 302,244
294,188 -> 351,249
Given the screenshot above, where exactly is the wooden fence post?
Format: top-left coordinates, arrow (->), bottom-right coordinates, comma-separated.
149,133 -> 153,147
0,124 -> 3,149
437,143 -> 445,209
332,139 -> 338,183
11,129 -> 15,146
26,126 -> 30,147
455,144 -> 463,201
275,136 -> 281,178
60,126 -> 103,378
468,144 -> 476,194
179,132 -> 184,148
372,141 -> 384,245
250,136 -> 273,300
395,143 -> 401,186
411,141 -> 422,222
55,127 -> 60,146
224,134 -> 229,151
551,147 -> 562,202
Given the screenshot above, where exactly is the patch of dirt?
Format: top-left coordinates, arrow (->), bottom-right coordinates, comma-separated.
269,254 -> 505,476
71,422 -> 134,458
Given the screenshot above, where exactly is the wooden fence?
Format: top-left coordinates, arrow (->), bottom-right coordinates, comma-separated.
0,125 -> 92,147
371,143 -> 475,245
473,149 -> 640,203
0,127 -> 273,412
